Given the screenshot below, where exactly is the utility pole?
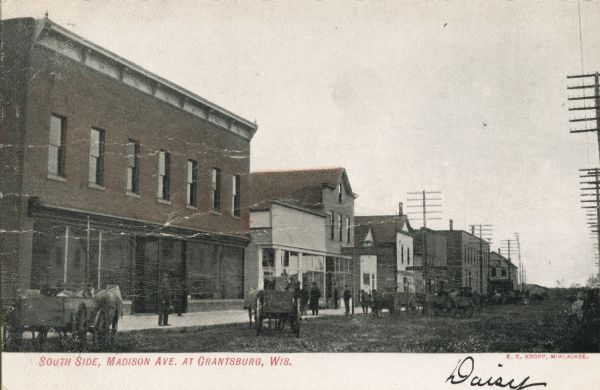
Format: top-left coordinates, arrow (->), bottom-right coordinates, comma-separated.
500,239 -> 519,290
469,224 -> 492,294
514,233 -> 523,292
568,72 -> 600,278
580,168 -> 600,277
406,190 -> 442,293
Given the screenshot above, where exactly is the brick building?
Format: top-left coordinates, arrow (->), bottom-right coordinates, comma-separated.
1,18 -> 257,313
409,227 -> 448,293
246,168 -> 356,307
437,228 -> 490,294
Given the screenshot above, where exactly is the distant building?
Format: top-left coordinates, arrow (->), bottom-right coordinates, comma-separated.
346,203 -> 414,294
246,168 -> 357,307
410,227 -> 448,293
489,251 -> 518,293
1,18 -> 257,313
437,227 -> 490,294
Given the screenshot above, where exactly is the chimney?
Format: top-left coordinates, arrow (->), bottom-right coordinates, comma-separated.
398,202 -> 403,216
471,225 -> 475,235
449,219 -> 453,231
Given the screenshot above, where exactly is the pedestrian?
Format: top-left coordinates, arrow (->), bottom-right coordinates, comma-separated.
300,283 -> 309,316
158,274 -> 172,326
309,281 -> 321,316
293,281 -> 302,318
333,287 -> 339,309
343,285 -> 351,315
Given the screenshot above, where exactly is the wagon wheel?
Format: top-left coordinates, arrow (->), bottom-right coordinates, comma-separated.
254,296 -> 263,336
72,303 -> 88,341
3,307 -> 23,351
3,324 -> 23,351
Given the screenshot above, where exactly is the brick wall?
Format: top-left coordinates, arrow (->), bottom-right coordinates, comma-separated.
20,44 -> 250,236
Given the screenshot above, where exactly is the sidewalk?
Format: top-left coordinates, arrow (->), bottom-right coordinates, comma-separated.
119,306 -> 351,332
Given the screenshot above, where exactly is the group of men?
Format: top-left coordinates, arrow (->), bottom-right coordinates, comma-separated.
290,282 -> 353,316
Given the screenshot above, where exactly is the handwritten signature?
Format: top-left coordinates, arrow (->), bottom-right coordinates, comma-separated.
447,356 -> 547,390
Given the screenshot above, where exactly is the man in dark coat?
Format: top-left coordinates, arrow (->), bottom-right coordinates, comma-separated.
343,285 -> 352,315
158,274 -> 172,326
333,287 -> 339,309
309,282 -> 321,316
293,281 -> 302,318
300,284 -> 309,316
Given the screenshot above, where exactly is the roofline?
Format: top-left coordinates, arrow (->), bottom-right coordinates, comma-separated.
251,167 -> 345,174
252,200 -> 328,218
32,17 -> 257,139
250,167 -> 359,199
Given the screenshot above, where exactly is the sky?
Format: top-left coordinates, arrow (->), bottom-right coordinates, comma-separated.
3,0 -> 600,287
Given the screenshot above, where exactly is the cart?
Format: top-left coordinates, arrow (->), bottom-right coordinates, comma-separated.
390,292 -> 419,315
253,290 -> 300,337
2,286 -> 123,351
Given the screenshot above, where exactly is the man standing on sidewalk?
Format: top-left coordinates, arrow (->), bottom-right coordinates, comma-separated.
158,274 -> 172,326
343,285 -> 351,315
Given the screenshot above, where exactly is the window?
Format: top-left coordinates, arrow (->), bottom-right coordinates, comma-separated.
232,175 -> 240,216
338,183 -> 343,202
48,114 -> 66,177
338,214 -> 343,241
401,245 -> 404,264
262,248 -> 275,268
186,160 -> 198,206
211,168 -> 221,211
89,128 -> 105,186
157,150 -> 170,200
363,273 -> 370,285
126,139 -> 140,194
346,217 -> 351,243
329,213 -> 335,240
407,247 -> 411,265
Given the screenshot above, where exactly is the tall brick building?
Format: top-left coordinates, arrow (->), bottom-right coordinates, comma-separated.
0,18 -> 257,313
438,229 -> 490,294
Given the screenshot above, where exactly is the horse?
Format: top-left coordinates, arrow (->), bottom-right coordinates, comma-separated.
91,285 -> 123,348
243,289 -> 262,327
360,291 -> 371,316
448,289 -> 476,318
370,291 -> 395,318
425,290 -> 454,316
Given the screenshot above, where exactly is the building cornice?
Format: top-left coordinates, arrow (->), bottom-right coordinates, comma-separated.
33,18 -> 257,141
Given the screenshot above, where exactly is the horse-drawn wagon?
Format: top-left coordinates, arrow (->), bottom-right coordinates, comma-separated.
390,292 -> 422,315
423,288 -> 477,318
3,286 -> 123,350
244,289 -> 300,337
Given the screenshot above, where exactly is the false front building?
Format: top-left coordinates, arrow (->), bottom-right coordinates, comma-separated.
489,251 -> 519,293
346,204 -> 415,294
245,168 -> 357,307
1,18 -> 257,313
